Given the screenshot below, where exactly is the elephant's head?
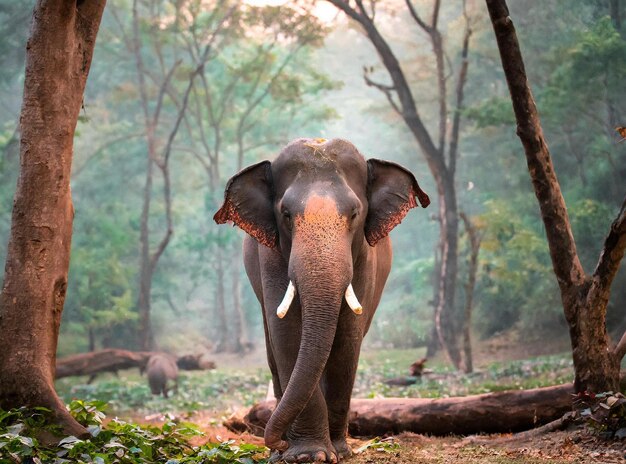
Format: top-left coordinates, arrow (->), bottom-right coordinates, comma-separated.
214,138 -> 429,450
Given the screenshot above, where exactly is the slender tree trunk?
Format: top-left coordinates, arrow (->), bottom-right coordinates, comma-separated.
434,178 -> 462,369
231,244 -> 246,353
213,244 -> 229,353
460,212 -> 481,374
131,1 -> 184,351
137,156 -> 155,351
0,0 -> 106,437
88,327 -> 96,352
486,0 -> 626,393
610,0 -> 622,31
426,242 -> 441,357
328,0 -> 469,369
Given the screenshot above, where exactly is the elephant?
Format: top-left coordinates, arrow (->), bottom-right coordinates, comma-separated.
214,138 -> 429,463
146,354 -> 179,398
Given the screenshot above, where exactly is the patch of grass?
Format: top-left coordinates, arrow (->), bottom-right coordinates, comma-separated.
56,369 -> 272,417
355,350 -> 573,399
56,350 -> 573,419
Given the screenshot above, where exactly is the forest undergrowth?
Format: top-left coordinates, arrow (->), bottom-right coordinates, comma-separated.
2,346 -> 625,463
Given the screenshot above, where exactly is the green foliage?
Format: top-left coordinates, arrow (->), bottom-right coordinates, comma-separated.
0,0 -> 624,362
542,17 -> 626,116
56,370 -> 272,416
463,97 -> 515,128
474,200 -> 562,336
369,259 -> 435,348
356,350 -> 573,399
0,401 -> 269,463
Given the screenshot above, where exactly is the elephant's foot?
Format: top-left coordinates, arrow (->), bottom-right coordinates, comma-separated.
276,438 -> 338,463
331,437 -> 353,460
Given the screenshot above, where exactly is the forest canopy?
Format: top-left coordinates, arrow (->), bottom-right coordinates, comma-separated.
0,0 -> 623,361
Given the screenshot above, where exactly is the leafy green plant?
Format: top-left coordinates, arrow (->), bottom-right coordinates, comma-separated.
0,401 -> 269,463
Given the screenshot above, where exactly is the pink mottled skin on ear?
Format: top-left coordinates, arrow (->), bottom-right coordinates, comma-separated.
366,185 -> 428,247
214,199 -> 278,249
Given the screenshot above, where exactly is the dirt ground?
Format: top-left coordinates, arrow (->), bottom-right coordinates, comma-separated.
137,409 -> 625,464
147,333 -> 625,463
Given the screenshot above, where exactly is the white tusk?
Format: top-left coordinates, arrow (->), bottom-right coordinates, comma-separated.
276,281 -> 296,319
345,283 -> 363,315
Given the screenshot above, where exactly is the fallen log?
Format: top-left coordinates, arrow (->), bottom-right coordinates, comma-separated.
55,349 -> 154,379
226,382 -> 578,437
55,349 -> 216,380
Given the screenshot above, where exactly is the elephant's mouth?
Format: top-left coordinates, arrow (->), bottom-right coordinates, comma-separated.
275,281 -> 363,319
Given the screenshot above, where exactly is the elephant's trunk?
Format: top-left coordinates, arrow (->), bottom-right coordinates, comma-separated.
264,232 -> 351,450
264,289 -> 343,450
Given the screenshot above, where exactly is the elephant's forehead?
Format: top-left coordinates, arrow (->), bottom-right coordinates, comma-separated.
272,138 -> 366,174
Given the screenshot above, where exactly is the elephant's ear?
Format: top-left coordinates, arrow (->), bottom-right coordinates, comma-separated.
214,160 -> 278,248
365,159 -> 430,246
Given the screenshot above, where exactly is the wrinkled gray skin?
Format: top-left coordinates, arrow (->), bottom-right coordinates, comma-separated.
146,354 -> 179,398
214,139 -> 429,463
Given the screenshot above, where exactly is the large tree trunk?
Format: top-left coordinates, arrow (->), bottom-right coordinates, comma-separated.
228,381 -> 614,437
486,0 -> 626,393
0,0 -> 106,437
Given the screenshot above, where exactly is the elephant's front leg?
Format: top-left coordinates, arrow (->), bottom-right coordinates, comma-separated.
323,310 -> 364,460
266,310 -> 337,463
260,262 -> 337,462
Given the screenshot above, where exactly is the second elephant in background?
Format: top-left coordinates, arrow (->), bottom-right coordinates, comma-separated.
146,353 -> 178,398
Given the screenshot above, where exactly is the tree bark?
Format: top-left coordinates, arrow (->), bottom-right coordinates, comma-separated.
486,0 -> 626,393
0,0 -> 106,437
228,381 -> 608,437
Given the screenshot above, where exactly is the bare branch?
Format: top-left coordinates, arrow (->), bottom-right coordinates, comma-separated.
432,29 -> 446,155
363,69 -> 402,115
152,59 -> 182,129
448,2 -> 472,177
591,196 -> 626,306
432,0 -> 441,29
615,330 -> 626,361
73,133 -> 143,178
354,0 -> 372,21
327,0 -> 444,176
405,0 -> 431,32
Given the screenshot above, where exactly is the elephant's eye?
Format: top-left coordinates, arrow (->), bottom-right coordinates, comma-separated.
350,209 -> 358,221
283,211 -> 292,230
